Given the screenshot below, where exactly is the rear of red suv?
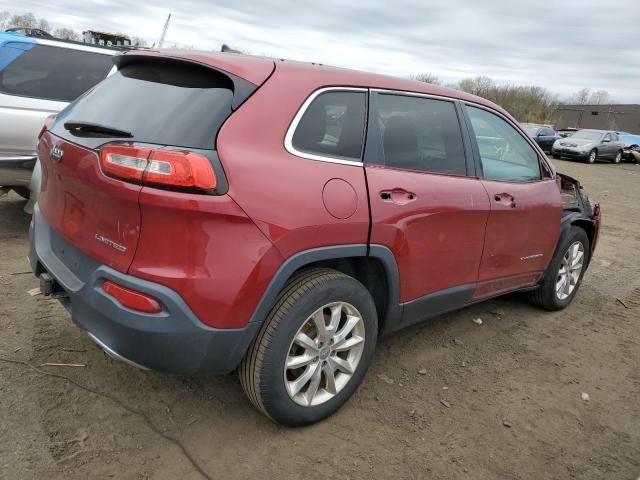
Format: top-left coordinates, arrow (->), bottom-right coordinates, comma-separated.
30,53 -> 282,374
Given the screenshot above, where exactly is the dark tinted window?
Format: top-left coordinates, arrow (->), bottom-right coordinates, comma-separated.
540,127 -> 554,136
292,91 -> 366,160
0,44 -> 113,102
53,61 -> 234,150
374,94 -> 467,175
466,106 -> 541,182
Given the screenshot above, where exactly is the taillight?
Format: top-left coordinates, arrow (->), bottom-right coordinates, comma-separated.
100,145 -> 216,190
38,114 -> 56,139
101,280 -> 162,313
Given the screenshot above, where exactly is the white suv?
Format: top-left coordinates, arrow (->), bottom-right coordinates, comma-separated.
0,31 -> 119,211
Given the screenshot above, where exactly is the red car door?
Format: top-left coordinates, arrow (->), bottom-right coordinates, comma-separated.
365,92 -> 490,327
463,105 -> 562,299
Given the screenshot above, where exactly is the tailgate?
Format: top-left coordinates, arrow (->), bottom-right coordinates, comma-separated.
36,53 -> 272,274
38,131 -> 142,273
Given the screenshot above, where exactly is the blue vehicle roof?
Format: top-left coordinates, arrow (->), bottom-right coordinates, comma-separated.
0,31 -> 38,71
619,133 -> 640,144
0,31 -> 38,45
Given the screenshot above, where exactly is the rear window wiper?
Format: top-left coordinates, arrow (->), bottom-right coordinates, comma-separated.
64,121 -> 133,138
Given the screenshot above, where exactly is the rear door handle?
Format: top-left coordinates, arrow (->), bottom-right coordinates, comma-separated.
380,189 -> 416,205
494,192 -> 517,208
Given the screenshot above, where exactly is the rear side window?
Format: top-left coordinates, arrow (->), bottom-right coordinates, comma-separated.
291,91 -> 366,160
466,106 -> 541,182
0,44 -> 113,102
374,94 -> 467,175
53,61 -> 235,150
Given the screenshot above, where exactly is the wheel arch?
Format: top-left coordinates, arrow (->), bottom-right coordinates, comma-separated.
557,212 -> 595,263
247,244 -> 401,334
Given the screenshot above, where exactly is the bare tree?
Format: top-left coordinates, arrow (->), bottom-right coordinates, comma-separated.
411,73 -> 441,85
130,36 -> 149,47
456,76 -> 558,124
458,76 -> 495,97
9,12 -> 38,28
588,90 -> 611,105
37,18 -> 50,32
570,88 -> 591,104
569,88 -> 612,105
0,10 -> 11,30
53,27 -> 80,41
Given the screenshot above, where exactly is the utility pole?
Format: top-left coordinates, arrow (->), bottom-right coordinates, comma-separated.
158,13 -> 171,48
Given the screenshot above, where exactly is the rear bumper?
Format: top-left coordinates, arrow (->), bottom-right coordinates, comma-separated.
29,206 -> 259,375
0,155 -> 37,187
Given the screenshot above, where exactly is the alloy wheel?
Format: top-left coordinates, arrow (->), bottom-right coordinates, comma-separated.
556,241 -> 585,300
589,150 -> 597,163
284,302 -> 365,407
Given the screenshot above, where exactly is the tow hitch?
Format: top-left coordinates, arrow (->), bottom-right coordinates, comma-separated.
39,273 -> 68,298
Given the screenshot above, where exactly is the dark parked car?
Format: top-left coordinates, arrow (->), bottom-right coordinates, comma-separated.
552,129 -> 625,164
30,50 -> 601,426
521,123 -> 559,152
619,133 -> 640,163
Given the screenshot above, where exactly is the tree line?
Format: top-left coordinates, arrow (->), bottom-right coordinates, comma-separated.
412,74 -> 613,124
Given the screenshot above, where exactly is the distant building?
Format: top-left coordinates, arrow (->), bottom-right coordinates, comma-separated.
82,30 -> 131,47
552,104 -> 640,134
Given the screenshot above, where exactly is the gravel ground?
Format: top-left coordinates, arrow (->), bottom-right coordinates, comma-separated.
1,158 -> 639,480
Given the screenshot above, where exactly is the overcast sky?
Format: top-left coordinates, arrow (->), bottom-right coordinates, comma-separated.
5,1 -> 640,102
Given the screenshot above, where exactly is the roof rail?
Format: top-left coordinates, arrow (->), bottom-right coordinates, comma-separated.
5,27 -> 54,39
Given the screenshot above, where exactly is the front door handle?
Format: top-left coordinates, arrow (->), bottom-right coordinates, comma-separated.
380,189 -> 416,205
494,192 -> 517,208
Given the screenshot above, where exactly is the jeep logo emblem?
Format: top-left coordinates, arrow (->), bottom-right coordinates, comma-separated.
50,146 -> 64,162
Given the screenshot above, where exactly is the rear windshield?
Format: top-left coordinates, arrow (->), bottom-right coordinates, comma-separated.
53,61 -> 234,150
0,43 -> 113,102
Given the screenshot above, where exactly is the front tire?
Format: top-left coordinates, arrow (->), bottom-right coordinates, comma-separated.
614,150 -> 622,164
587,149 -> 597,164
239,268 -> 378,426
528,227 -> 590,311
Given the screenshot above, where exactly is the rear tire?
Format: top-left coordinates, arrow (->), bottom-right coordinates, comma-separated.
528,227 -> 590,311
239,268 -> 378,426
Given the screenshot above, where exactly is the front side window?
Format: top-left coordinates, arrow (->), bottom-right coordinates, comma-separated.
0,44 -> 113,102
291,90 -> 366,160
373,94 -> 467,175
466,106 -> 541,182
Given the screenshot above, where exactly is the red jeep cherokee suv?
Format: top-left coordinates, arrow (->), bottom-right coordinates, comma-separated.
29,50 -> 601,426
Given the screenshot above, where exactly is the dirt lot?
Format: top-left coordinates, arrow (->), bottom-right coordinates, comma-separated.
1,158 -> 639,480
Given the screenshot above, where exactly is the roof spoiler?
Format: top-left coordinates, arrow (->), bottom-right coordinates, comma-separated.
112,53 -> 257,110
